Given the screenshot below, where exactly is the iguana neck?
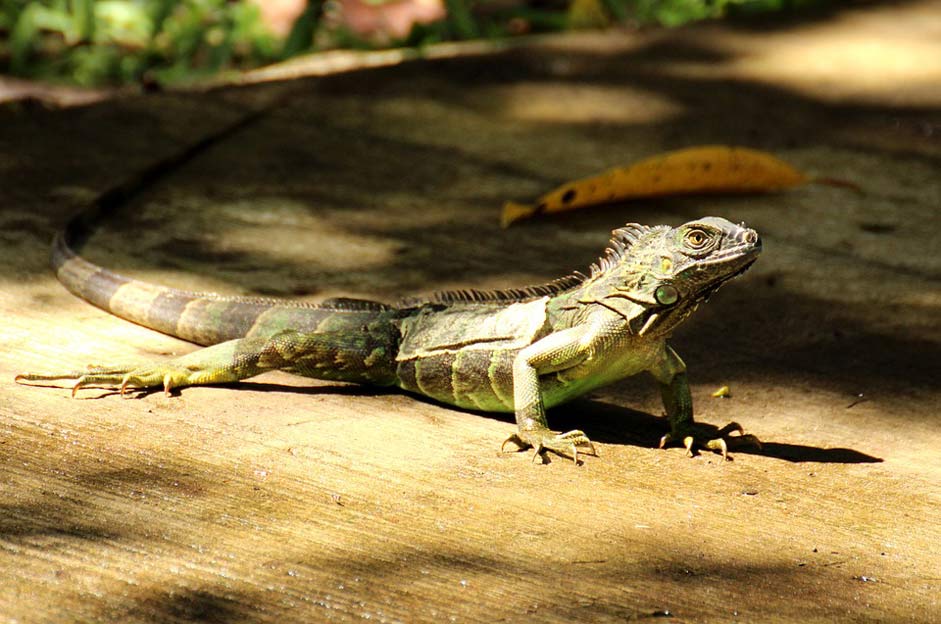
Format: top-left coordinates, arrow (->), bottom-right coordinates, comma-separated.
547,277 -> 653,337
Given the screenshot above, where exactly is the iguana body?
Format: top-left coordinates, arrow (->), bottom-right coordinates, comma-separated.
20,210 -> 761,461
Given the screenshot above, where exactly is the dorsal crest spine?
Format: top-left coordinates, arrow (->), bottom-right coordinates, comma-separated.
399,273 -> 588,307
589,224 -> 662,277
401,223 -> 662,307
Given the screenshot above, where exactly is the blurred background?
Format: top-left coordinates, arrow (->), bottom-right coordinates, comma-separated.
0,0 -> 829,87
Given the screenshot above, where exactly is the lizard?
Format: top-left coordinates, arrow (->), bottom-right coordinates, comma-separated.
18,200 -> 762,462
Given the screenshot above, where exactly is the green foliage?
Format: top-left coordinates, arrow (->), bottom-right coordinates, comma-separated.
282,1 -> 322,58
442,0 -> 478,39
589,0 -> 832,27
631,0 -> 725,26
0,0 -> 281,85
0,0 -> 833,87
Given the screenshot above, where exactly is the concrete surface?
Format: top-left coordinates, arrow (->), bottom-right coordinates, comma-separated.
1,1 -> 939,622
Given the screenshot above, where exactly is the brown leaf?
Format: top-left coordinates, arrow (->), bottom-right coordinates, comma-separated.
502,145 -> 808,227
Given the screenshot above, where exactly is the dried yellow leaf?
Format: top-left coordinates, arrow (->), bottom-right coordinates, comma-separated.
712,385 -> 732,398
502,145 -> 807,227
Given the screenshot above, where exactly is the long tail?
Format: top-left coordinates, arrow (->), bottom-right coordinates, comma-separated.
51,104 -> 390,347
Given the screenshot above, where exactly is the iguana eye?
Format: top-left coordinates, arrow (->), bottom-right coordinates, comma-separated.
684,229 -> 709,249
655,284 -> 679,305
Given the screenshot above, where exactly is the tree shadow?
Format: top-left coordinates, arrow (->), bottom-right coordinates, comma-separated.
0,461 -> 208,543
104,535 -> 915,623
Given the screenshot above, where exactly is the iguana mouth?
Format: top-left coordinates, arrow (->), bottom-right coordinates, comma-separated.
698,256 -> 759,303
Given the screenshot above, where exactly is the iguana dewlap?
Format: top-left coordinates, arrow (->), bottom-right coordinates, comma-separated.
19,214 -> 762,462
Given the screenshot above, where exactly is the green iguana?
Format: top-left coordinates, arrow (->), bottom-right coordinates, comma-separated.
18,205 -> 761,462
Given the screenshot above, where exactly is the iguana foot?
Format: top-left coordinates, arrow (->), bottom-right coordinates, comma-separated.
658,422 -> 760,460
501,428 -> 597,464
16,363 -> 214,398
16,339 -> 258,397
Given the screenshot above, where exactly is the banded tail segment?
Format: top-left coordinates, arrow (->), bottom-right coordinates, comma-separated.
52,232 -> 391,346
46,101 -> 398,347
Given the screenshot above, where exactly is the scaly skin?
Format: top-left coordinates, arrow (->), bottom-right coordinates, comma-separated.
18,208 -> 762,463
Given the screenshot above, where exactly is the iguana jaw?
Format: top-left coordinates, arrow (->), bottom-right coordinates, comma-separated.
629,253 -> 758,336
697,255 -> 759,303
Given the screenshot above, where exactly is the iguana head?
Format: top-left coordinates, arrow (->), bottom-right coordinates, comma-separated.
578,217 -> 761,336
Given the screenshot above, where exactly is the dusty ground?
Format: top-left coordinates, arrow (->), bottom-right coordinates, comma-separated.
1,1 -> 939,622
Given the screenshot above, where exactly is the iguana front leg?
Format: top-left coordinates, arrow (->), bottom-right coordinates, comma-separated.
651,345 -> 760,459
501,326 -> 597,463
17,329 -> 397,396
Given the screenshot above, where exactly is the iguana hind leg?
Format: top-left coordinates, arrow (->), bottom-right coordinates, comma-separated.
16,341 -> 264,397
17,328 -> 398,397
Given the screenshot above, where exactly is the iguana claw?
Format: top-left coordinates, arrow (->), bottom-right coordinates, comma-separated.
502,428 -> 597,464
16,369 -> 139,397
20,364 -> 192,398
659,421 -> 761,460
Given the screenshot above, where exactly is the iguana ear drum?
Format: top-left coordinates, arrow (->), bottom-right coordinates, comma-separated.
655,284 -> 679,305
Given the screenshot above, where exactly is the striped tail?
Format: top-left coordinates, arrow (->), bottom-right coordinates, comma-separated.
43,101 -> 393,346
52,232 -> 391,346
